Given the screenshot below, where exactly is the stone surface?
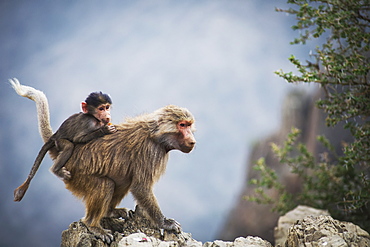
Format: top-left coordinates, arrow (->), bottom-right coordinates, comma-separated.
274,205 -> 330,246
285,215 -> 370,247
61,221 -> 109,247
118,234 -> 272,247
61,216 -> 199,247
61,205 -> 370,247
61,218 -> 273,247
203,236 -> 272,247
60,206 -> 273,247
118,232 -> 202,247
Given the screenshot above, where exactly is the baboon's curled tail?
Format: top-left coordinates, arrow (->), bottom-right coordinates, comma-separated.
9,78 -> 58,159
9,78 -> 53,143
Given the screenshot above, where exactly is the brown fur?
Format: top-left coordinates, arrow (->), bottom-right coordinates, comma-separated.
13,104 -> 115,202
64,105 -> 196,242
10,80 -> 195,243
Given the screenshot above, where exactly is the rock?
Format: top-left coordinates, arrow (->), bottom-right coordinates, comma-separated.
234,236 -> 273,247
61,219 -> 200,247
61,207 -> 273,246
203,240 -> 233,247
61,218 -> 273,247
203,236 -> 272,247
285,215 -> 370,247
61,220 -> 111,247
117,232 -> 201,247
119,234 -> 272,247
62,205 -> 370,246
61,207 -> 201,247
274,205 -> 330,246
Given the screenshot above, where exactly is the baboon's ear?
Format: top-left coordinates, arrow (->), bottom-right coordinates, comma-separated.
81,102 -> 88,113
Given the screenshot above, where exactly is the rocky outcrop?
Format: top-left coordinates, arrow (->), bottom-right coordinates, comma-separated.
285,215 -> 370,247
61,221 -> 273,247
273,206 -> 370,247
61,208 -> 199,247
61,205 -> 370,246
274,205 -> 330,246
60,211 -> 272,247
218,90 -> 353,243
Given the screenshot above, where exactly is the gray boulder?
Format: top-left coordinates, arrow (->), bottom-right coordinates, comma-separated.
285,215 -> 370,247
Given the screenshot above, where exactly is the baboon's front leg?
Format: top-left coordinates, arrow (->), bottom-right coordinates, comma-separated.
131,183 -> 181,233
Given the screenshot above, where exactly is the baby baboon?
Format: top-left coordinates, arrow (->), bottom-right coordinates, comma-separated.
46,91 -> 115,180
12,79 -> 116,202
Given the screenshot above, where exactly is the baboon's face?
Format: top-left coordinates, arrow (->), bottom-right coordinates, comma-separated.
175,120 -> 196,153
93,104 -> 112,124
82,102 -> 112,125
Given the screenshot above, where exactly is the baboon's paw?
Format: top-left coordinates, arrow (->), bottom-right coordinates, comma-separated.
89,226 -> 114,244
61,167 -> 72,181
161,218 -> 181,233
109,208 -> 134,220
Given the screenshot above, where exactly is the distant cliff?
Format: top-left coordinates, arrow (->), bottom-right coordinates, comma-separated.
217,89 -> 353,243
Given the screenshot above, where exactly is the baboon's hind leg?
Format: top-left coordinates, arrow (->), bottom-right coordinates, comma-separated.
82,176 -> 115,244
107,186 -> 133,220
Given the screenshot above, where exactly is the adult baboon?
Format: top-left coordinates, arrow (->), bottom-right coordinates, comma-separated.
65,105 -> 196,242
11,80 -> 196,244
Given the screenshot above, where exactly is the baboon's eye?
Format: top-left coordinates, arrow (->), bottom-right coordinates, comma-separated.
98,105 -> 110,111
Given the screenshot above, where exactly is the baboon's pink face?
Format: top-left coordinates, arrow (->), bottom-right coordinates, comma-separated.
93,104 -> 112,124
176,120 -> 196,153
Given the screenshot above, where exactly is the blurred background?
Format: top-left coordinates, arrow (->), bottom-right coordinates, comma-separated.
0,1 -> 314,246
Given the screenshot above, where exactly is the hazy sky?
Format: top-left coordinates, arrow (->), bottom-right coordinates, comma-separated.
0,1 -> 313,246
